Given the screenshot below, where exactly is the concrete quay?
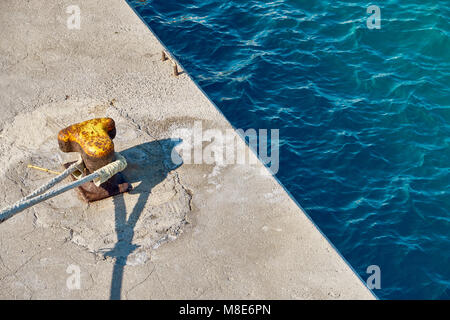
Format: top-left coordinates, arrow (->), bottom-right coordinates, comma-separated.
0,0 -> 375,299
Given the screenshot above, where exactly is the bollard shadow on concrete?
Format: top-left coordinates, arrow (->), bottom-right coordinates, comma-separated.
103,138 -> 182,300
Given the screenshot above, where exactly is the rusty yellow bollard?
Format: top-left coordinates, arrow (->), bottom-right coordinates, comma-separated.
58,118 -> 131,202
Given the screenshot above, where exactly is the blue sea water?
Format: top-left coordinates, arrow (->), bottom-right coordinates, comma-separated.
127,0 -> 450,299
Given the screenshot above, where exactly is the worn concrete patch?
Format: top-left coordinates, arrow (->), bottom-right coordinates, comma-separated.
0,100 -> 191,266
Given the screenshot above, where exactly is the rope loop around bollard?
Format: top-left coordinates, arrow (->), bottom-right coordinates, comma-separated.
0,153 -> 128,224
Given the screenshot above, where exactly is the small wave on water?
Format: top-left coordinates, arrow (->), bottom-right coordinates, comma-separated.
128,0 -> 450,299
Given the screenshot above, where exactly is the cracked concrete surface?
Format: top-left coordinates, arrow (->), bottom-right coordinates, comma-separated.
0,102 -> 191,266
0,0 -> 375,299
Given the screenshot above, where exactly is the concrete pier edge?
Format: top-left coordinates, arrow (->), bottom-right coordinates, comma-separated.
125,1 -> 378,300
0,0 -> 376,299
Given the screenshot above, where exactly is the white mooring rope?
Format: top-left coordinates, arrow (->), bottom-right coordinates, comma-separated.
0,153 -> 127,224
